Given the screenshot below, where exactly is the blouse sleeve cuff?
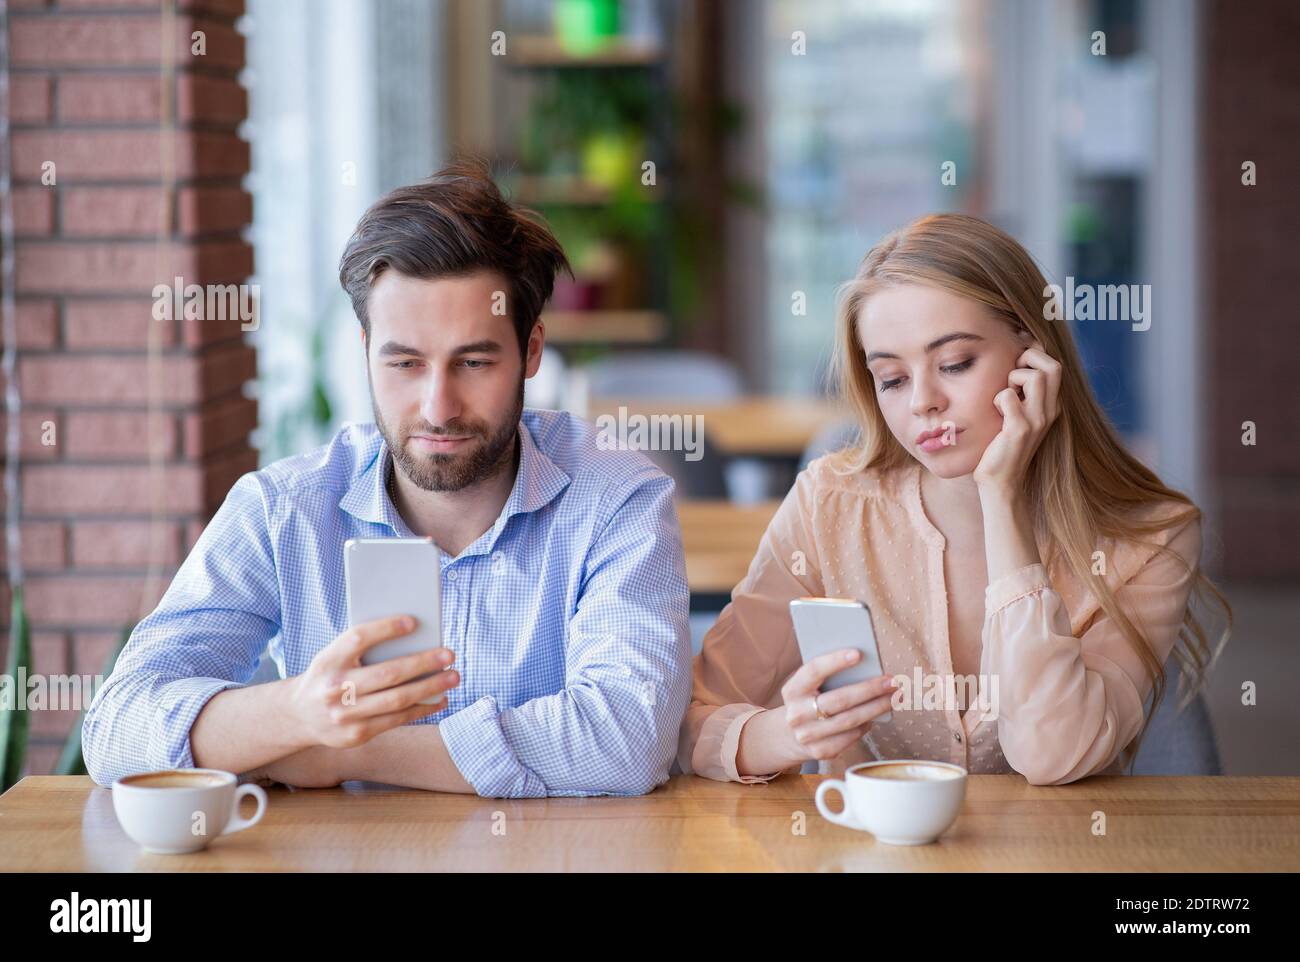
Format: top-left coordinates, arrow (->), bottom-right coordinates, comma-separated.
694,703 -> 785,784
985,562 -> 1051,616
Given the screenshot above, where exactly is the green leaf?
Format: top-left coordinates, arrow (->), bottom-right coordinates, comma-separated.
0,586 -> 33,792
310,382 -> 333,426
51,718 -> 86,777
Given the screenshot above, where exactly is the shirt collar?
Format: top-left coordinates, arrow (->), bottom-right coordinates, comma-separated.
496,415 -> 572,527
339,418 -> 571,547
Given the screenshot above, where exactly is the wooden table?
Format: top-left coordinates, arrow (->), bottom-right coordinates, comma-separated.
677,498 -> 780,597
589,396 -> 846,459
3,774 -> 1297,872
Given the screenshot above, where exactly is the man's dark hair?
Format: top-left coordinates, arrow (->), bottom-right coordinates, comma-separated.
339,159 -> 572,355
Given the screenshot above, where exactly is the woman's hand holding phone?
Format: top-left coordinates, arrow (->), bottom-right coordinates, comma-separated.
776,650 -> 899,763
286,614 -> 460,750
737,651 -> 898,777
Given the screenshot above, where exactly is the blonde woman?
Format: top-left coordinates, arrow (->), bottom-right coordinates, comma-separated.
679,214 -> 1231,786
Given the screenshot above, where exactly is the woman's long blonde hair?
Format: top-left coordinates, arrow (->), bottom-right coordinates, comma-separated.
830,213 -> 1231,771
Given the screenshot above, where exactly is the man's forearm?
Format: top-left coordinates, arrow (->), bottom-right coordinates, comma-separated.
343,724 -> 475,793
191,678 -> 314,774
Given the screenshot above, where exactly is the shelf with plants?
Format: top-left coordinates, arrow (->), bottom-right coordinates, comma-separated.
542,309 -> 666,345
507,33 -> 665,68
494,0 -> 677,349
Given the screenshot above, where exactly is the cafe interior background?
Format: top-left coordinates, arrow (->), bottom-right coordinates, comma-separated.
2,0 -> 1296,784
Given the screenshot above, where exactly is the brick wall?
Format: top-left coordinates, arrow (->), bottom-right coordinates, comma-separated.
2,0 -> 257,774
1202,0 -> 1300,582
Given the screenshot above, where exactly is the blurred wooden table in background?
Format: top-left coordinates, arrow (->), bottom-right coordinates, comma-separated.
676,498 -> 779,599
589,396 -> 846,459
3,774 -> 1297,872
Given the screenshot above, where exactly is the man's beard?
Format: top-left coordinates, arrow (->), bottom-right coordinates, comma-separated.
374,378 -> 523,493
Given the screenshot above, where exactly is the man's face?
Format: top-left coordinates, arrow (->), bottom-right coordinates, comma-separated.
362,269 -> 543,492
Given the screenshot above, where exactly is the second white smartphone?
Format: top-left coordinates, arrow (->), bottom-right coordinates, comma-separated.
789,597 -> 891,723
343,537 -> 444,705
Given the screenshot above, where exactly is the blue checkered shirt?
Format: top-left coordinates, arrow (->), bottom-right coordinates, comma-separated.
82,409 -> 692,797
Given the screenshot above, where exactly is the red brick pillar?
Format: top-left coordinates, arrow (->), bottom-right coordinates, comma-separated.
1202,0 -> 1300,581
3,0 -> 257,774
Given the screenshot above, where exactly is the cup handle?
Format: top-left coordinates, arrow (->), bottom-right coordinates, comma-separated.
222,784 -> 268,836
815,779 -> 863,829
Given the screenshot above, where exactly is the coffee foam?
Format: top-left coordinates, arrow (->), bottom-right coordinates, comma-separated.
119,772 -> 228,789
852,761 -> 963,781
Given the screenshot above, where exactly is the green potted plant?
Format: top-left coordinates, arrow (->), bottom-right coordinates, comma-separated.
554,0 -> 622,55
0,586 -> 32,792
53,622 -> 133,777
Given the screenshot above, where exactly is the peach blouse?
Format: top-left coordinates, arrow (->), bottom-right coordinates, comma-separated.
678,456 -> 1201,786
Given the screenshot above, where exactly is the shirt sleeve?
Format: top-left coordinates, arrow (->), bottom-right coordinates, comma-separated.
437,469 -> 692,798
81,471 -> 281,786
677,467 -> 823,784
982,513 -> 1202,786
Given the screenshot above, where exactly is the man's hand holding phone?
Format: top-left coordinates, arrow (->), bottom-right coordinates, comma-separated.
286,614 -> 460,750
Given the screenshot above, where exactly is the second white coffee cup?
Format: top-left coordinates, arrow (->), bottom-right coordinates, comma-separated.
815,760 -> 967,845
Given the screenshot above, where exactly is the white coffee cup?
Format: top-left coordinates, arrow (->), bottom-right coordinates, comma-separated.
111,768 -> 267,854
815,760 -> 967,845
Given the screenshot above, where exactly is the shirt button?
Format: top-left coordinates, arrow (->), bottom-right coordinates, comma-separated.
492,551 -> 504,565
954,732 -> 962,743
446,570 -> 458,582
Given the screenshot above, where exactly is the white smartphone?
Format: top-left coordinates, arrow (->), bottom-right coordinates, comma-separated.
789,597 -> 891,723
343,537 -> 444,705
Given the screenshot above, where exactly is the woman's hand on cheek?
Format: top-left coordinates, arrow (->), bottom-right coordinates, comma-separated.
972,342 -> 1061,498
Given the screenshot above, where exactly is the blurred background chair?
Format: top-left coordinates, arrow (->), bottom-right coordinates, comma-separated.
583,350 -> 742,499
1131,657 -> 1222,775
799,417 -> 861,472
583,350 -> 743,400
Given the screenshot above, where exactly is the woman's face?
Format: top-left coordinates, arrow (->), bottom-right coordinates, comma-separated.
858,283 -> 1027,479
